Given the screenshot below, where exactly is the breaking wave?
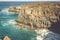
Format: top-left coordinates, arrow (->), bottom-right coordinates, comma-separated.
1,8 -> 15,15
2,19 -> 60,40
2,19 -> 15,26
35,29 -> 60,40
1,8 -> 9,13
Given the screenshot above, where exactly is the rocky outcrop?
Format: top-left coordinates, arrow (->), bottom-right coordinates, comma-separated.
9,2 -> 60,30
8,6 -> 19,14
3,36 -> 11,40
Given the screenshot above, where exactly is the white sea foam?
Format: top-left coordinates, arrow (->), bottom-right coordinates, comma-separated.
2,20 -> 15,26
35,29 -> 49,40
8,20 -> 15,24
1,8 -> 9,13
35,29 -> 60,40
2,23 -> 8,26
1,8 -> 15,15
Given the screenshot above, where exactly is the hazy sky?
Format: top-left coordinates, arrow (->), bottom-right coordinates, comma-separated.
0,0 -> 60,1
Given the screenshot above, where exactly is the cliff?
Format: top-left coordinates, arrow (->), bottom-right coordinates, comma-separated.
8,2 -> 60,30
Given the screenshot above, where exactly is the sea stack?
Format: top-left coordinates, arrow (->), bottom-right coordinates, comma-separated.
8,2 -> 60,30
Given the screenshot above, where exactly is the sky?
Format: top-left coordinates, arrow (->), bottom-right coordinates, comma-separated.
0,0 -> 60,1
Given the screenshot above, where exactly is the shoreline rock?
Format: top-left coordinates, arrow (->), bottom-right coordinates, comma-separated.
8,2 -> 60,30
14,20 -> 49,30
3,36 -> 11,40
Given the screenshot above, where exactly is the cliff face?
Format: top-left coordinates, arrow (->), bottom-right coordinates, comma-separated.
9,2 -> 60,29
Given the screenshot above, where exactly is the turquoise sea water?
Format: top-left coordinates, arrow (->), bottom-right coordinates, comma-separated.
0,2 -> 36,40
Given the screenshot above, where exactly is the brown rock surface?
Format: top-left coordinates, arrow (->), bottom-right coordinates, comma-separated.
9,2 -> 60,30
3,36 -> 11,40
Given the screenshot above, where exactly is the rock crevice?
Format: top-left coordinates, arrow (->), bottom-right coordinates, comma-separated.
8,2 -> 60,30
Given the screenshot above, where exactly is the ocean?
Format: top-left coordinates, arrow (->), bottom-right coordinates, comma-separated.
0,2 -> 60,40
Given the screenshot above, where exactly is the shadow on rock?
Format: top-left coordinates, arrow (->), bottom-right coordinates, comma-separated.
48,20 -> 60,34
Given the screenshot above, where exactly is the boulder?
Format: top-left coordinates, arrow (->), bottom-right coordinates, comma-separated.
3,36 -> 11,40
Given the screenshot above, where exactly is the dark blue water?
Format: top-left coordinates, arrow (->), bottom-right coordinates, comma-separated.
0,2 -> 36,40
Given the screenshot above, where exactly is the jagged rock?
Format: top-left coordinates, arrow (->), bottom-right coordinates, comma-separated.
9,6 -> 16,12
8,2 -> 60,29
3,36 -> 11,40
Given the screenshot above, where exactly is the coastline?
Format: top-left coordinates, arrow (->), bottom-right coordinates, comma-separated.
13,20 -> 49,30
8,2 -> 60,32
